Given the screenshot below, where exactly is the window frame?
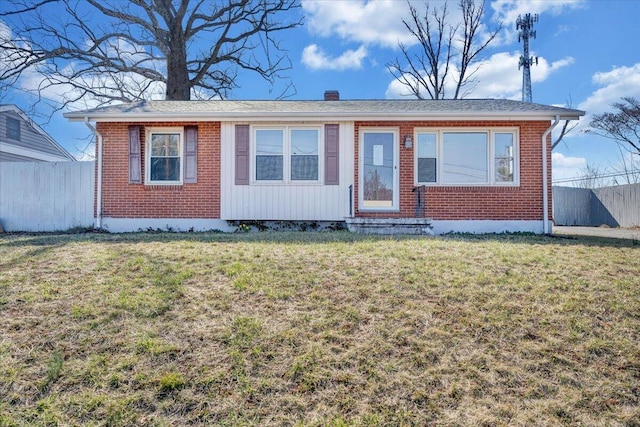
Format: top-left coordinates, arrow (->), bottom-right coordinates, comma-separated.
251,125 -> 323,185
145,127 -> 184,186
6,117 -> 21,141
414,127 -> 520,187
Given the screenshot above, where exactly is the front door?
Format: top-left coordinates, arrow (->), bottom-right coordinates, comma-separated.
360,129 -> 398,211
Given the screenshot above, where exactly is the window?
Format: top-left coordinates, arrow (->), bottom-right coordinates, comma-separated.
417,133 -> 437,182
415,129 -> 518,186
146,128 -> 183,184
443,132 -> 488,183
256,129 -> 284,181
494,133 -> 514,182
253,126 -> 321,183
7,117 -> 20,141
291,129 -> 319,181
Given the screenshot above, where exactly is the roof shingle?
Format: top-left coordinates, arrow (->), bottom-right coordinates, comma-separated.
64,99 -> 585,122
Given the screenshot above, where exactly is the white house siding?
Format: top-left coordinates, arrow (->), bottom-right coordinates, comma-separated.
220,122 -> 354,221
0,109 -> 73,160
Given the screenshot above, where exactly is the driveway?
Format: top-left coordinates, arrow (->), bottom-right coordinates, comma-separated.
554,226 -> 640,240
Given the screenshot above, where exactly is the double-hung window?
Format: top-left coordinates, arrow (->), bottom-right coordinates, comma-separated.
415,129 -> 518,186
290,129 -> 319,181
255,129 -> 284,181
146,127 -> 183,185
254,126 -> 321,183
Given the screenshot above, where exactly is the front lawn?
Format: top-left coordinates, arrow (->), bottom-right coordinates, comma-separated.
0,232 -> 638,426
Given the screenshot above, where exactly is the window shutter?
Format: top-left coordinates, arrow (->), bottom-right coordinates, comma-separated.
128,125 -> 142,184
325,124 -> 339,185
235,124 -> 250,185
184,126 -> 198,183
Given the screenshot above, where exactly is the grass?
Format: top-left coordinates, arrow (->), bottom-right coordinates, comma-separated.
0,231 -> 639,426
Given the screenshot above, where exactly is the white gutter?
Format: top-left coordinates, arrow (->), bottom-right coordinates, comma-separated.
542,115 -> 560,234
83,118 -> 103,229
66,112 -> 584,123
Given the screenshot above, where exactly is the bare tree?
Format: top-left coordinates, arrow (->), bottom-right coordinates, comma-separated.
0,0 -> 301,109
551,97 -> 579,150
386,0 -> 501,100
612,146 -> 640,185
577,163 -> 607,189
589,97 -> 640,156
551,119 -> 578,150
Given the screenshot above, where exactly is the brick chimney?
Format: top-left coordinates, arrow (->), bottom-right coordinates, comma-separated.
324,90 -> 340,101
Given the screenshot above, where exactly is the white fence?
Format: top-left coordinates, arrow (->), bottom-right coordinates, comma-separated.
0,161 -> 95,232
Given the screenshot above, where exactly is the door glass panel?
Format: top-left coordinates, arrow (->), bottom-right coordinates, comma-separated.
363,132 -> 395,208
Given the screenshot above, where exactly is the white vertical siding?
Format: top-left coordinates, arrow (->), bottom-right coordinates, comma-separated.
221,122 -> 354,221
0,161 -> 95,231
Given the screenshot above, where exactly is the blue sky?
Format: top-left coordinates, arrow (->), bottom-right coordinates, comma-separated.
2,0 -> 640,183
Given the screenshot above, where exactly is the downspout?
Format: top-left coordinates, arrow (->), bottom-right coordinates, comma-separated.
542,115 -> 560,234
83,118 -> 103,229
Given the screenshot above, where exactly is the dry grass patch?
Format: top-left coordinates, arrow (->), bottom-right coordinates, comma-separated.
0,232 -> 639,426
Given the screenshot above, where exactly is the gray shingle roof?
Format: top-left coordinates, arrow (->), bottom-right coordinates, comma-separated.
64,99 -> 585,122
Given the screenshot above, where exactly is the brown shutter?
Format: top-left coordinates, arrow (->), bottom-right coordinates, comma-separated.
128,125 -> 142,184
235,124 -> 250,185
325,124 -> 339,185
184,126 -> 198,183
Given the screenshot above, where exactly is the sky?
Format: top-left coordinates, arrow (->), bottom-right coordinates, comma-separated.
2,0 -> 640,185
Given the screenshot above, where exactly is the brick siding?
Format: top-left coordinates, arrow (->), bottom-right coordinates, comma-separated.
96,122 -> 220,218
353,120 -> 552,221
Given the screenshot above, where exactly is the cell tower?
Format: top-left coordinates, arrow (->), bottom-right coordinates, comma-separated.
517,13 -> 538,103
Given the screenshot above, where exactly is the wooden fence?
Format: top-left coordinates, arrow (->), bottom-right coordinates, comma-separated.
0,161 -> 94,232
553,183 -> 640,227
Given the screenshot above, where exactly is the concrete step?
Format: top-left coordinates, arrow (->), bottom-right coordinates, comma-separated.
345,218 -> 433,235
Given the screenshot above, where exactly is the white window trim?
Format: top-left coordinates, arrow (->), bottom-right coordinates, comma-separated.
145,127 -> 184,185
414,127 -> 520,187
251,125 -> 324,185
359,127 -> 400,212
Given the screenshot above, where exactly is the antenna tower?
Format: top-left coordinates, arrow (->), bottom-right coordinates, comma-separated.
517,13 -> 538,103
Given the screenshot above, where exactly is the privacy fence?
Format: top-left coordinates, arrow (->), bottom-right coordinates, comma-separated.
2,162 -> 637,232
553,183 -> 640,227
0,161 -> 94,232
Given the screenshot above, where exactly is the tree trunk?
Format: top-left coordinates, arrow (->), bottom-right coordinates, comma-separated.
165,25 -> 191,100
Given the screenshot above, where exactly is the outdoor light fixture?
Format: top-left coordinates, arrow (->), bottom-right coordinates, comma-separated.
404,134 -> 413,149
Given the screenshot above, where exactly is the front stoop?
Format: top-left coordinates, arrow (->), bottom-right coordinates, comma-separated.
345,218 -> 433,235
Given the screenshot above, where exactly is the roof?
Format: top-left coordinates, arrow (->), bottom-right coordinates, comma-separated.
64,99 -> 585,122
1,104 -> 76,161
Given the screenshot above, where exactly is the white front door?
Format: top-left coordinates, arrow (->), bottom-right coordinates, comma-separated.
360,129 -> 399,212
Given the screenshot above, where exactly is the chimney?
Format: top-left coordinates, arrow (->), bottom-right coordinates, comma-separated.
324,90 -> 340,101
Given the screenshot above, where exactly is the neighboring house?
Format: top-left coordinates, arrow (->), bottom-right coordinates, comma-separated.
0,104 -> 76,162
64,93 -> 584,234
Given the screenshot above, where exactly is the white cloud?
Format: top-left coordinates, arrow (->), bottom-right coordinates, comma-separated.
552,152 -> 586,181
385,51 -> 574,99
578,64 -> 640,115
301,0 -> 500,50
491,0 -> 585,44
302,0 -> 416,48
301,44 -> 368,71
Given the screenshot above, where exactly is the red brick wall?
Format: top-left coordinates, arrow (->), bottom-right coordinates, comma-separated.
96,119 -> 552,222
96,122 -> 220,218
353,120 -> 552,221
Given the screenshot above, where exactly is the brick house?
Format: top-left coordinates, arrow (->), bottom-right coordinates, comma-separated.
64,94 -> 584,234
